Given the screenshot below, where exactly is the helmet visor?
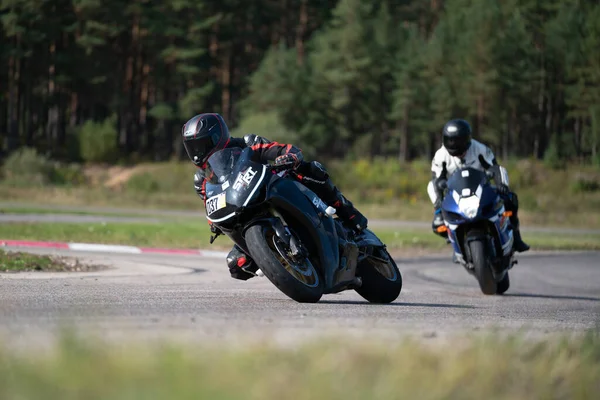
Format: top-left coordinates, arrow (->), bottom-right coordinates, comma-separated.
183,131 -> 221,164
444,135 -> 470,156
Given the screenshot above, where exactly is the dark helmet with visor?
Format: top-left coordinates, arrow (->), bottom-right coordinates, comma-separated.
182,113 -> 230,167
442,119 -> 472,157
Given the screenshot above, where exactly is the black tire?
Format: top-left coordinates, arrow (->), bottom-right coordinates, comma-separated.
469,239 -> 497,295
245,224 -> 323,303
354,249 -> 402,304
496,272 -> 510,295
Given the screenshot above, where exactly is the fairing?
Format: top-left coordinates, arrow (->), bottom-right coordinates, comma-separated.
441,167 -> 513,257
203,147 -> 342,289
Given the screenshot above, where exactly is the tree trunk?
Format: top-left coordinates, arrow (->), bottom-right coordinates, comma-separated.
22,58 -> 32,147
296,0 -> 308,65
534,52 -> 545,159
121,45 -> 134,155
140,62 -> 150,152
544,93 -> 553,158
399,104 -> 409,161
7,36 -> 21,152
221,50 -> 232,120
70,93 -> 78,128
47,41 -> 59,153
131,15 -> 142,152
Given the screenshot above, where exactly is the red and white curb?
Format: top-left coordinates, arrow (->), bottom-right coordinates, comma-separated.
0,240 -> 228,258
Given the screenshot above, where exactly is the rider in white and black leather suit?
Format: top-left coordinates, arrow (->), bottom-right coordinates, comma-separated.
428,119 -> 530,253
182,113 -> 369,281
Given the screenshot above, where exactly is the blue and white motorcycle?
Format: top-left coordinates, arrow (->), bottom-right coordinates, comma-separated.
439,166 -> 516,295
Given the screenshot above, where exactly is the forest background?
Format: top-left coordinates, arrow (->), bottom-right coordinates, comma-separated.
1,0 -> 599,229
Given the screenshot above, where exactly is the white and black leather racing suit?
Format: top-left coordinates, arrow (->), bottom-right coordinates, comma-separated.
427,139 -> 529,252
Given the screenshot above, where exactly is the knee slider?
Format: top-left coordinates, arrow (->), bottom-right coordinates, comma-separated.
226,247 -> 248,269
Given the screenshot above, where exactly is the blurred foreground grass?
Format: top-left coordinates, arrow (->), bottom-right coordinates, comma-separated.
1,221 -> 599,252
1,331 -> 599,400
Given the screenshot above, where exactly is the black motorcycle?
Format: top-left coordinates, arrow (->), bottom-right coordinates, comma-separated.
203,147 -> 402,303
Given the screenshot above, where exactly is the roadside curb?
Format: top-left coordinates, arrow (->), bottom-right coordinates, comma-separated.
0,239 -> 229,259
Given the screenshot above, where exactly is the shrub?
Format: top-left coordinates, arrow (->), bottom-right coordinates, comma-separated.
50,163 -> 87,186
78,116 -> 119,163
125,172 -> 161,193
572,172 -> 600,193
124,163 -> 194,194
328,157 -> 431,203
0,147 -> 55,186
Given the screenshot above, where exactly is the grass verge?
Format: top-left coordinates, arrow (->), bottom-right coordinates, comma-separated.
0,206 -> 162,219
1,331 -> 599,399
1,222 -> 599,252
0,249 -> 104,272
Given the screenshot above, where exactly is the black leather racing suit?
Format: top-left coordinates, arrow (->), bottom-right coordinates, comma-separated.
194,134 -> 367,280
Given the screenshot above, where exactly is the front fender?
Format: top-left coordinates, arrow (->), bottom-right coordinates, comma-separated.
265,178 -> 340,289
243,216 -> 288,245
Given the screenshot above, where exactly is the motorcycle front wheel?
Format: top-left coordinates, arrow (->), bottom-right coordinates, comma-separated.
245,224 -> 323,303
469,239 -> 497,295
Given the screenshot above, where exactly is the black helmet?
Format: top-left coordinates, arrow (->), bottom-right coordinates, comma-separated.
442,119 -> 472,157
182,113 -> 230,167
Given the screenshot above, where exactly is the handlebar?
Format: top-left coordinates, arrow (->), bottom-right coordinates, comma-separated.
268,163 -> 296,173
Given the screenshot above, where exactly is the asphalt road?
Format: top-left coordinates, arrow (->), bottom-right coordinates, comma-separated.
1,247 -> 599,349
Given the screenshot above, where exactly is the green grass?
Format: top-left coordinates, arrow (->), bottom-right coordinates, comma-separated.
1,158 -> 600,228
1,331 -> 599,400
1,221 -> 599,252
0,249 -> 101,272
0,206 -> 162,219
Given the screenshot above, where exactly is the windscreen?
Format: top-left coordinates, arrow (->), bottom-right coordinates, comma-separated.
203,147 -> 243,184
447,168 -> 487,195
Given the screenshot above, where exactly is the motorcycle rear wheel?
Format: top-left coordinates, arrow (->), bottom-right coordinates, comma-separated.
496,272 -> 510,295
355,248 -> 402,303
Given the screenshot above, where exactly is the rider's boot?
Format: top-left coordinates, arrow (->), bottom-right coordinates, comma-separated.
296,161 -> 368,232
331,187 -> 368,232
510,214 -> 530,253
452,252 -> 459,264
503,191 -> 529,253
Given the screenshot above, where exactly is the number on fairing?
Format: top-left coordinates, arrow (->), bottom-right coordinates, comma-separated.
206,192 -> 227,215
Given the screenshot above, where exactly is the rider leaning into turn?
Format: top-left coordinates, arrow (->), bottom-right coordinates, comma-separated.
181,113 -> 369,281
427,118 -> 530,253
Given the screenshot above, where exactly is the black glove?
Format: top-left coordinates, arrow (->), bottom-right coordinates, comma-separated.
435,178 -> 448,193
497,183 -> 509,195
194,172 -> 206,200
489,164 -> 509,194
274,153 -> 302,168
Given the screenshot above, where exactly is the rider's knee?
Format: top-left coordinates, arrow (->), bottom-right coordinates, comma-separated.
298,160 -> 329,181
502,191 -> 519,213
226,246 -> 256,280
226,246 -> 249,269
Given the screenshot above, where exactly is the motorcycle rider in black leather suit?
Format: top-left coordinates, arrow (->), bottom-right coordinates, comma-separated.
182,113 -> 369,280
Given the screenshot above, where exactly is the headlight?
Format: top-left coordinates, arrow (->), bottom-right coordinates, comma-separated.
458,196 -> 480,219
